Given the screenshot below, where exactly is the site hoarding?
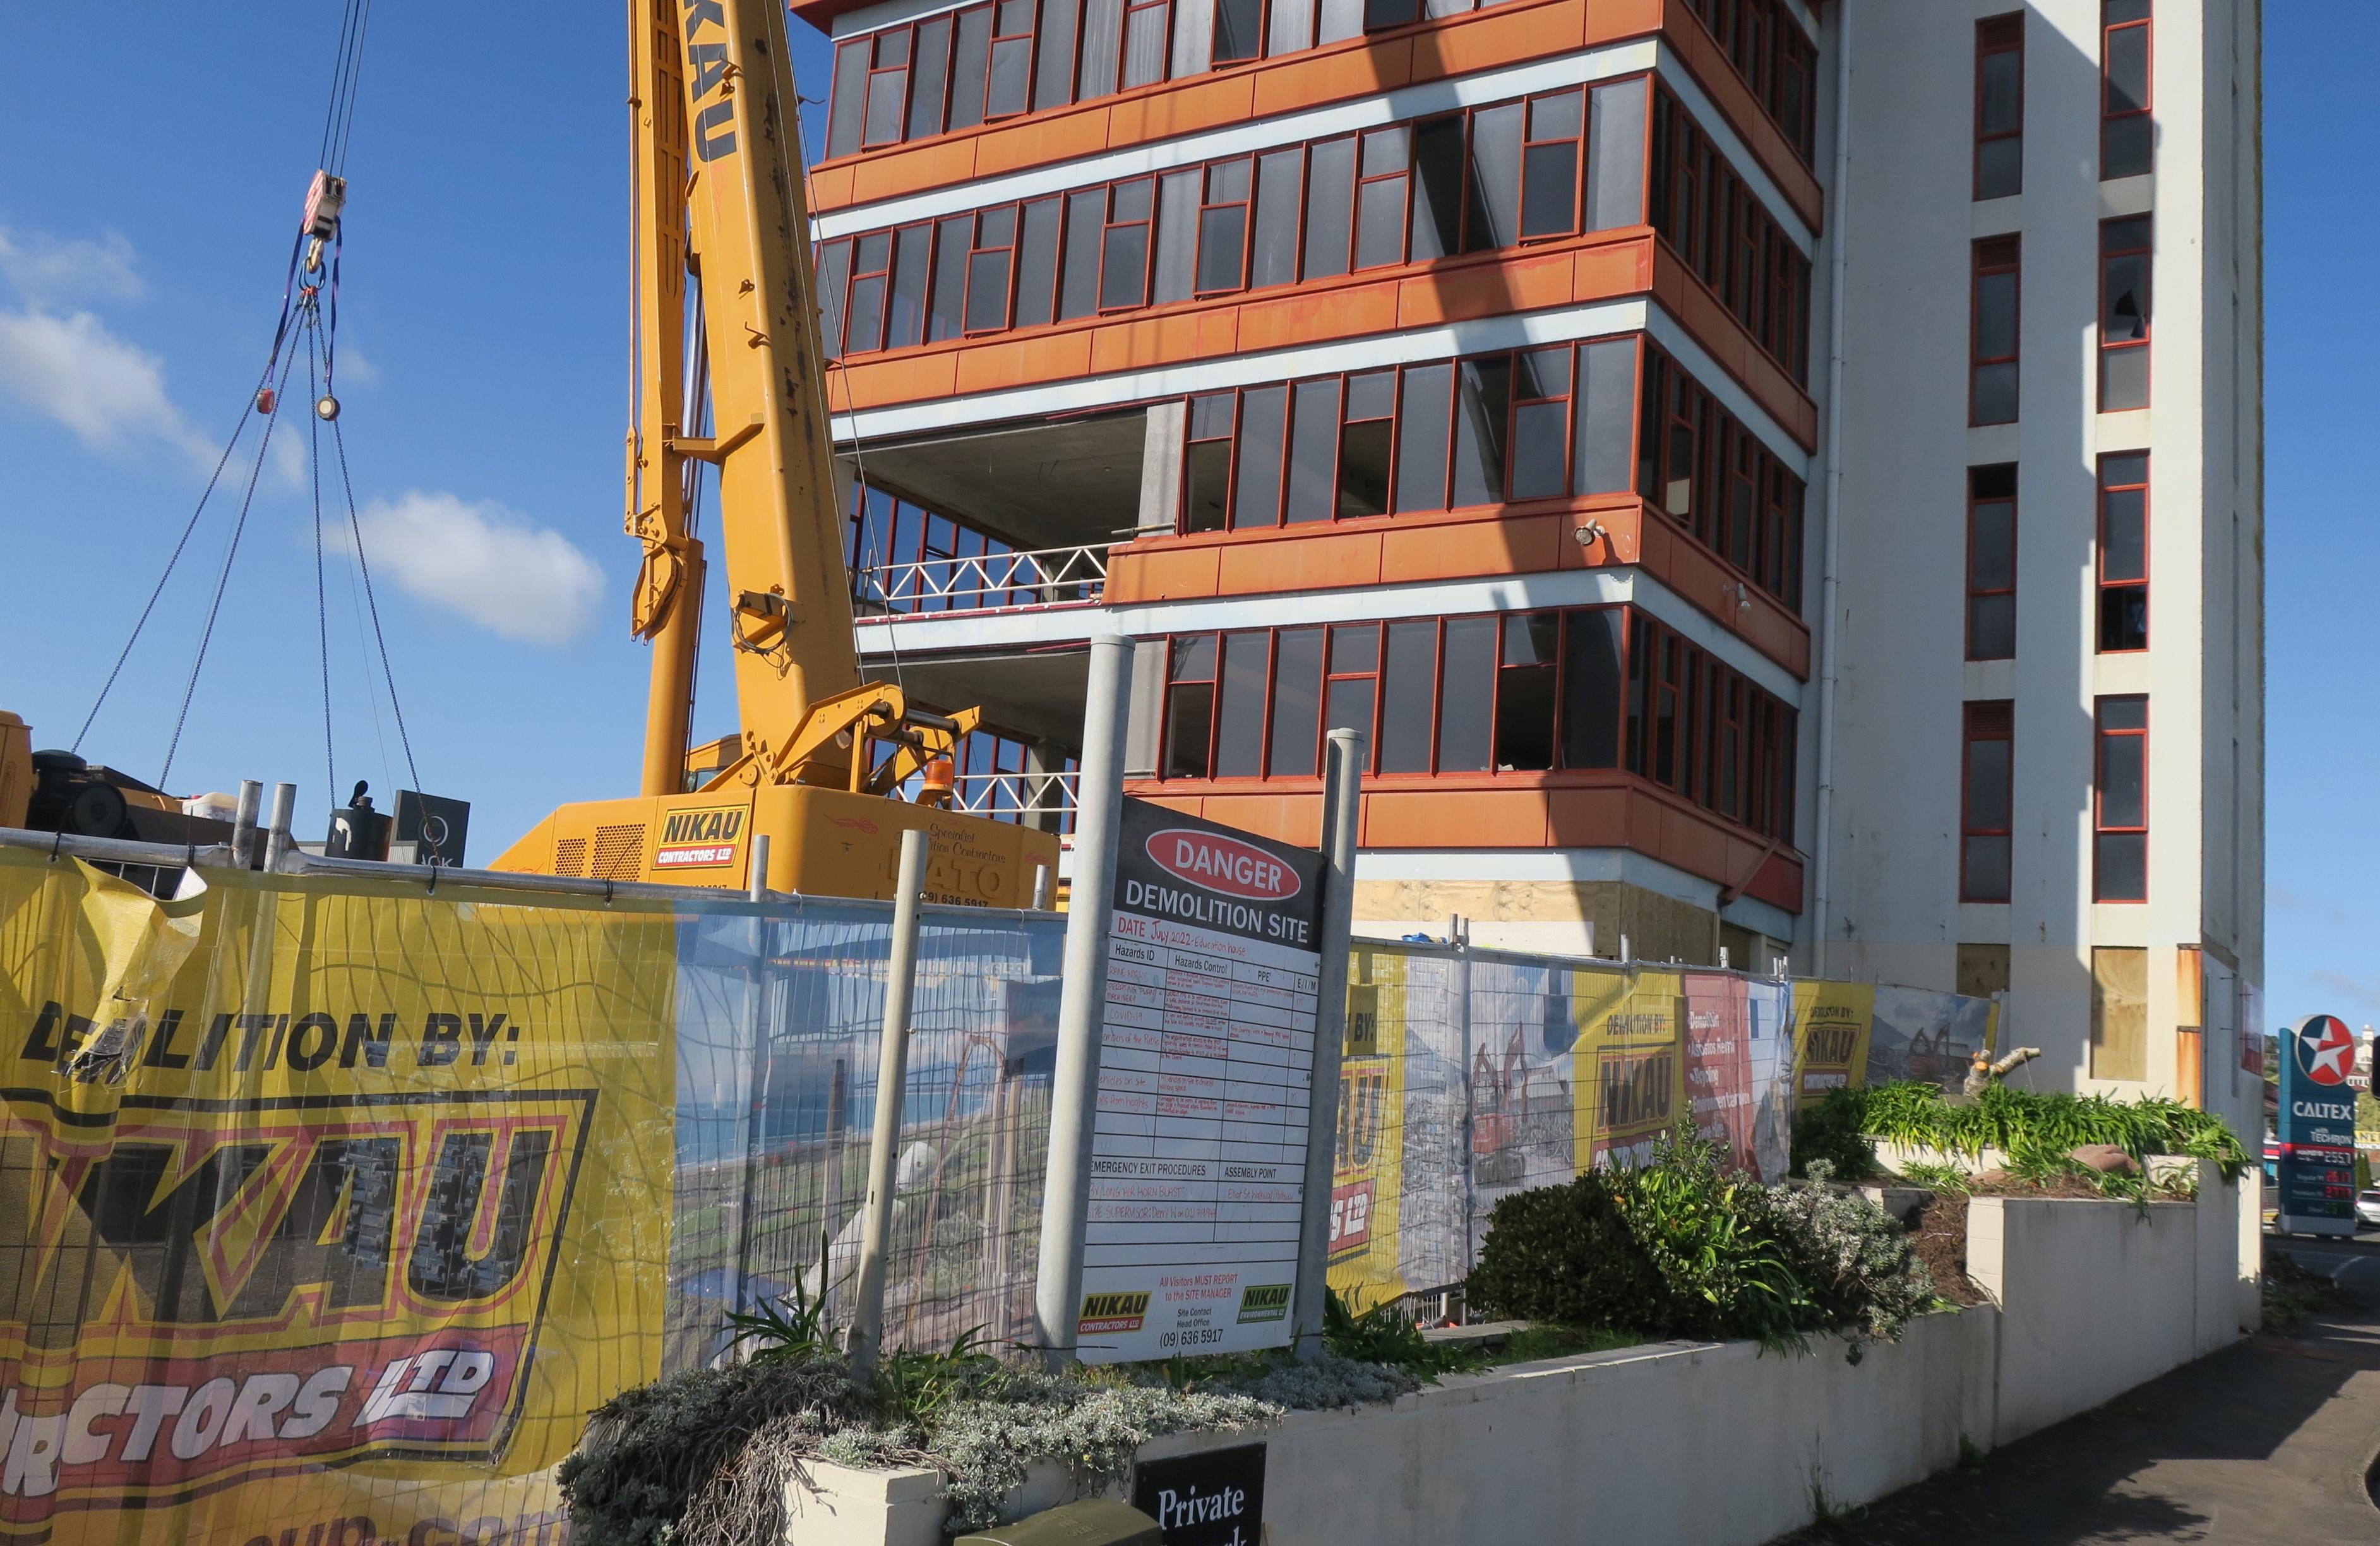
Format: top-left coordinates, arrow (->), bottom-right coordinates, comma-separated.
0,848 -> 674,1543
0,835 -> 1995,1535
1077,799 -> 1325,1363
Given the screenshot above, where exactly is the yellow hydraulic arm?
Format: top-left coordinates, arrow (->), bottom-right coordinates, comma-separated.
494,0 -> 1055,904
628,0 -> 956,796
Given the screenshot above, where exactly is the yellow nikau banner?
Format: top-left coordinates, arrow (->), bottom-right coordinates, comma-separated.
1327,947 -> 1406,1307
1790,980 -> 1876,1108
1572,964 -> 1684,1172
0,850 -> 676,1543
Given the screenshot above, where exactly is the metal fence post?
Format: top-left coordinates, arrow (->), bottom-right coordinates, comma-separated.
1293,728 -> 1364,1359
729,833 -> 775,1328
849,827 -> 930,1377
1033,634 -> 1132,1371
1452,913 -> 1476,1288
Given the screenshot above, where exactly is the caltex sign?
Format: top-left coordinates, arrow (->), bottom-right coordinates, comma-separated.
2276,1014 -> 2362,1237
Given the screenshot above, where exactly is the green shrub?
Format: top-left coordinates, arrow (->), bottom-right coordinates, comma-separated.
1850,1080 -> 2251,1180
1752,1173 -> 1937,1353
1469,1127 -> 1939,1360
1607,1126 -> 1817,1349
1464,1166 -> 1671,1329
1790,1091 -> 1880,1180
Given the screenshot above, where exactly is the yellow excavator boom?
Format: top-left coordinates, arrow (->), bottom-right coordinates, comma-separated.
491,0 -> 1058,908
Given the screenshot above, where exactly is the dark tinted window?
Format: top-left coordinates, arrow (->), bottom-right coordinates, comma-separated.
1233,385 -> 1288,529
1252,148 -> 1304,288
1303,136 -> 1356,279
1269,627 -> 1325,776
1436,617 -> 1498,772
1560,609 -> 1623,767
1286,380 -> 1341,524
1394,363 -> 1451,512
1378,621 -> 1437,773
1216,632 -> 1270,776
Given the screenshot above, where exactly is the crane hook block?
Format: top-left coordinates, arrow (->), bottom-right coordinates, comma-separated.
316,395 -> 341,422
302,170 -> 347,240
255,387 -> 278,416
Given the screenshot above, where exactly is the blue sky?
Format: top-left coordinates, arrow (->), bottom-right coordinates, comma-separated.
0,7 -> 2345,1033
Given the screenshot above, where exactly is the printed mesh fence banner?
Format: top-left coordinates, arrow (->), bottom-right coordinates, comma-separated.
0,847 -> 1988,1538
1324,942 -> 1997,1306
0,849 -> 1062,1543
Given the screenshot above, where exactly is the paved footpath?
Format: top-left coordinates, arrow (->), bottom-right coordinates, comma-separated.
1773,1235 -> 2380,1545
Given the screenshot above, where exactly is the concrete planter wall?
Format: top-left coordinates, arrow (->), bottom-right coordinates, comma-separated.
790,1166 -> 2259,1545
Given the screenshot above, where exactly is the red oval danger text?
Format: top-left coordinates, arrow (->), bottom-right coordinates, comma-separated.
1146,829 -> 1300,901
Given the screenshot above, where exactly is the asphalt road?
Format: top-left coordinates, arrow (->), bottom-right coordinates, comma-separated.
1770,1231 -> 2380,1545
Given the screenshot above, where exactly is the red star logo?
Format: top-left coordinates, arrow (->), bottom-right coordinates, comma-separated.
2297,1016 -> 2356,1087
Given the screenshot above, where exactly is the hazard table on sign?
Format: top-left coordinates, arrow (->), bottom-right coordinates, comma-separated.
1080,912 -> 1320,1361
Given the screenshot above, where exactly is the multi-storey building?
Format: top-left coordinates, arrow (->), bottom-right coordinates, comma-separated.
794,0 -> 2263,1101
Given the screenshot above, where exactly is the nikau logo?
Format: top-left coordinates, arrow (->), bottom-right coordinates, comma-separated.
657,805 -> 744,869
0,1071 -> 588,1516
1147,830 -> 1298,902
683,0 -> 738,163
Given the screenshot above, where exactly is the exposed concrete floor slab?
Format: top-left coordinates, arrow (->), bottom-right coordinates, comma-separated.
1772,1234 -> 2380,1545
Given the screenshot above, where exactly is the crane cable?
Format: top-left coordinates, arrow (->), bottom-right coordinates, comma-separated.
156,344 -> 304,787
76,0 -> 409,795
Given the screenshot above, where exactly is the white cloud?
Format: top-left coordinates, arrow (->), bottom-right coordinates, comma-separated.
343,491 -> 606,645
0,225 -> 143,306
333,338 -> 380,388
0,306 -> 213,462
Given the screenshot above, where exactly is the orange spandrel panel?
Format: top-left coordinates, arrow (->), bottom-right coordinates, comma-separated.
1105,543 -> 1221,603
1560,501 -> 1642,568
1233,280 -> 1402,352
1397,249 -> 1579,328
1363,789 -> 1552,848
1106,75 -> 1257,145
848,138 -> 978,207
1377,517 -> 1541,584
951,337 -> 1041,395
1250,39 -> 1415,118
1215,530 -> 1385,593
1087,308 -> 1242,375
1410,0 -> 1585,85
1748,852 -> 1804,912
1668,803 -> 1731,880
808,164 -> 856,210
1190,793 -> 1324,849
1572,232 -> 1655,299
1545,786 -> 1632,848
976,107 -> 1113,177
1587,0 -> 1665,44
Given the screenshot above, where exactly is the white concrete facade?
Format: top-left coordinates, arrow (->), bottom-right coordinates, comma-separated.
1809,0 -> 2264,1108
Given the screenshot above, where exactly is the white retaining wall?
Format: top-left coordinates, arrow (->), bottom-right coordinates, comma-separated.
796,1173 -> 2256,1545
1970,1160 -> 2252,1445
